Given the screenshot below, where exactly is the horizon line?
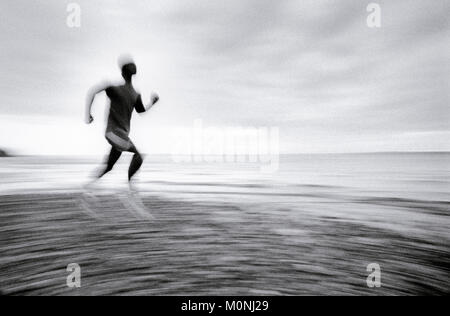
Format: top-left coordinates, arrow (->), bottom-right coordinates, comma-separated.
6,150 -> 450,157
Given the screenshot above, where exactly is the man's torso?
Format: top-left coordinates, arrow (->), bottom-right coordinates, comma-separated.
105,84 -> 139,136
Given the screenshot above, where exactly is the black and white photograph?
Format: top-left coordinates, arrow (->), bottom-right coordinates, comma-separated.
0,0 -> 449,300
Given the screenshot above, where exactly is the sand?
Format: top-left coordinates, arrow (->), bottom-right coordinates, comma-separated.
0,190 -> 448,296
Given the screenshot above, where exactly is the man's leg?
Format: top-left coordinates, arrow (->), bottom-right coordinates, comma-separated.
81,147 -> 122,216
122,144 -> 153,219
99,147 -> 122,178
128,145 -> 143,181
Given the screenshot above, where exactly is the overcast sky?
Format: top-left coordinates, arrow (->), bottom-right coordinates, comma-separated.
0,0 -> 448,154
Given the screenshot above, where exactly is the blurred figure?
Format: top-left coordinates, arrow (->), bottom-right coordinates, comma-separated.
85,57 -> 159,190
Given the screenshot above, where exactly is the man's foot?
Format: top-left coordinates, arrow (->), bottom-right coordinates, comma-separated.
119,184 -> 154,220
79,191 -> 101,219
82,178 -> 99,191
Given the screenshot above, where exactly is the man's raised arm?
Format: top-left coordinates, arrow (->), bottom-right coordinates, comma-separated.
145,92 -> 160,111
135,92 -> 160,114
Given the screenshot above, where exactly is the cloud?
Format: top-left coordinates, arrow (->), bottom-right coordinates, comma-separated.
0,0 -> 448,154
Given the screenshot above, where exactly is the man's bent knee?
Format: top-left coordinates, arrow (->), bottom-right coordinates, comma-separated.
135,153 -> 143,164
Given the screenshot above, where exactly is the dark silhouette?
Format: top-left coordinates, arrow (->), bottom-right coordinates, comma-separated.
85,58 -> 159,185
0,149 -> 10,157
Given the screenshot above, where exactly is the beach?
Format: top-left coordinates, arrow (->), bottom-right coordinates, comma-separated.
0,153 -> 449,295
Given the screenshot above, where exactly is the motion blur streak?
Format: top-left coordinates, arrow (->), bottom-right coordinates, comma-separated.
0,153 -> 448,295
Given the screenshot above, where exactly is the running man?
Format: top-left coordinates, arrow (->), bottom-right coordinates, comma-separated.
85,59 -> 159,186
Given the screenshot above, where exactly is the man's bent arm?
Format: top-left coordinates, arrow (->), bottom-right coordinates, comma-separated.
145,92 -> 159,112
85,84 -> 108,124
135,92 -> 160,114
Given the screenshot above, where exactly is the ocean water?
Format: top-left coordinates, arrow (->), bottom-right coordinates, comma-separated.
2,153 -> 448,199
0,153 -> 449,295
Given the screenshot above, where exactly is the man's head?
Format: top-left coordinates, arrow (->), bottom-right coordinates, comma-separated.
118,55 -> 137,81
121,62 -> 137,81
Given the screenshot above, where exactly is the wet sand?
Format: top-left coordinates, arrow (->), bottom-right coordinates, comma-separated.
0,191 -> 448,296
